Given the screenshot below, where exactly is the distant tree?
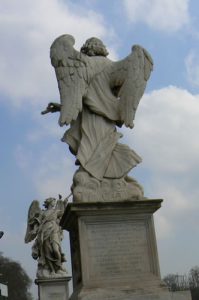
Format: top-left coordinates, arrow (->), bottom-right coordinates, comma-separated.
163,273 -> 189,291
0,252 -> 33,300
164,266 -> 199,296
163,274 -> 179,291
189,266 -> 199,289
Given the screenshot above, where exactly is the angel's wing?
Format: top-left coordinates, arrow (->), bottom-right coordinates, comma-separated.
24,200 -> 41,243
110,45 -> 153,128
50,34 -> 89,126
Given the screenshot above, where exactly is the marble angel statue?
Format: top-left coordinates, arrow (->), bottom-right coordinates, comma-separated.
42,35 -> 153,202
25,196 -> 68,278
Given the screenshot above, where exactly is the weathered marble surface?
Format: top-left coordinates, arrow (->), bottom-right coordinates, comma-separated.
42,34 -> 153,202
61,200 -> 171,300
35,277 -> 71,300
25,196 -> 68,278
72,168 -> 144,202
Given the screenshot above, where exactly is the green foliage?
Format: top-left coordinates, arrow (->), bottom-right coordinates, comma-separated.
163,273 -> 189,292
189,266 -> 199,289
163,265 -> 199,293
0,252 -> 33,300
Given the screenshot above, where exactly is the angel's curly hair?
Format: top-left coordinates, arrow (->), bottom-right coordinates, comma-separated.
43,197 -> 56,208
81,37 -> 109,57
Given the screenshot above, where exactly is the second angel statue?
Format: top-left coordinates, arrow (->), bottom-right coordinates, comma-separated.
25,196 -> 68,278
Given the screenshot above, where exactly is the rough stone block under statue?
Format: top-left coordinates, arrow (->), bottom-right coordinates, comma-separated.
35,277 -> 71,300
61,199 -> 171,300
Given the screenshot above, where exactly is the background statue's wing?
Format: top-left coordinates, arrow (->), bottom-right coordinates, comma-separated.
24,200 -> 41,243
110,45 -> 153,128
50,34 -> 89,126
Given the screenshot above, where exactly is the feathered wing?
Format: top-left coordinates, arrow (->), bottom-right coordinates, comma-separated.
24,200 -> 41,243
110,45 -> 153,128
50,34 -> 89,126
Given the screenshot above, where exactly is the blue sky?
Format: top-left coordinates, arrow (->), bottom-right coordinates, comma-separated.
1,0 -> 199,297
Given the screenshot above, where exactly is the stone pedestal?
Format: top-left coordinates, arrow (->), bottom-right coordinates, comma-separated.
35,277 -> 71,300
61,200 -> 171,300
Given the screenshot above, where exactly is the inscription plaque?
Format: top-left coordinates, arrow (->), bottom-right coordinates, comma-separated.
81,217 -> 151,284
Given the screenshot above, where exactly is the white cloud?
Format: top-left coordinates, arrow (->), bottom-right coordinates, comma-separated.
123,0 -> 190,32
26,112 -> 64,143
127,86 -> 199,174
15,142 -> 75,199
185,50 -> 199,87
122,86 -> 199,237
0,0 -> 116,107
15,145 -> 34,170
155,213 -> 173,239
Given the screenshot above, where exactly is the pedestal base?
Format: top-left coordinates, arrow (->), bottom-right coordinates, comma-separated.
35,277 -> 71,300
61,200 -> 171,300
70,287 -> 171,300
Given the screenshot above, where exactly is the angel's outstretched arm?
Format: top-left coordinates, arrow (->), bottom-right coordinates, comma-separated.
41,102 -> 61,115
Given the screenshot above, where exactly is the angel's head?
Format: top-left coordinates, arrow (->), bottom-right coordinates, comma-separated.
43,197 -> 56,209
81,37 -> 109,57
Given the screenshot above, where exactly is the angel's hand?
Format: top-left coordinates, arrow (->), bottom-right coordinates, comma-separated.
41,102 -> 61,115
63,193 -> 72,207
32,252 -> 38,260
